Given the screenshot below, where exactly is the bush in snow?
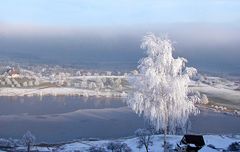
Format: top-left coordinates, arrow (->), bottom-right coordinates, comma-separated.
127,33 -> 200,149
88,146 -> 106,152
102,77 -> 107,83
16,83 -> 21,88
8,138 -> 22,147
201,94 -> 209,104
106,142 -> 132,152
94,73 -> 99,76
228,142 -> 240,151
89,82 -> 97,90
22,131 -> 36,152
12,78 -> 18,85
119,143 -> 132,152
0,81 -> 6,86
76,71 -> 82,76
106,142 -> 118,151
146,125 -> 158,134
187,90 -> 202,104
81,80 -> 88,88
28,81 -> 33,87
97,80 -> 104,89
74,82 -> 80,88
0,138 -> 22,148
118,84 -> 123,90
108,78 -> 115,87
106,71 -> 112,76
135,129 -> 153,152
0,138 -> 12,147
22,81 -> 28,87
87,72 -> 92,76
115,78 -> 122,86
131,70 -> 139,75
66,81 -> 71,87
5,78 -> 12,85
34,80 -> 40,86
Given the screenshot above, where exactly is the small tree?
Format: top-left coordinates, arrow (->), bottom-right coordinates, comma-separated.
0,138 -> 12,147
135,129 -> 153,152
228,142 -> 240,151
120,143 -> 132,152
22,131 -> 36,152
127,33 -> 200,151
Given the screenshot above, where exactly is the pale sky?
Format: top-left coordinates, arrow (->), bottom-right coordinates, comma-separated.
0,0 -> 240,74
0,0 -> 240,27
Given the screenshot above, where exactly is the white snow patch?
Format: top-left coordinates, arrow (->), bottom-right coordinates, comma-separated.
52,135 -> 240,152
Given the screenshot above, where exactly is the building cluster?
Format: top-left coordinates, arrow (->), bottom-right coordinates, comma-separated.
0,67 -> 20,78
0,67 -> 40,88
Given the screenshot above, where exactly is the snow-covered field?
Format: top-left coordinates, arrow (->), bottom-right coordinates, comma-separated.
10,135 -> 240,152
191,75 -> 240,112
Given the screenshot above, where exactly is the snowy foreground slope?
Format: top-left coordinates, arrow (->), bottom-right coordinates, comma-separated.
15,135 -> 240,152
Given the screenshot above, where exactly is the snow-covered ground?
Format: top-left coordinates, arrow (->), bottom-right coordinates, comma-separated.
192,84 -> 240,110
191,75 -> 240,112
8,135 -> 240,152
192,75 -> 240,100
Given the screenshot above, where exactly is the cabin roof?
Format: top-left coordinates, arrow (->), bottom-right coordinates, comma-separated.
181,134 -> 205,147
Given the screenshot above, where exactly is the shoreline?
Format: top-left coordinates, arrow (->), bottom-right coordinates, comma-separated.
0,87 -> 127,98
0,87 -> 240,117
196,104 -> 240,117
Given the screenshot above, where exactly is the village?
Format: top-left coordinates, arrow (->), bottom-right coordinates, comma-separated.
0,65 -> 132,97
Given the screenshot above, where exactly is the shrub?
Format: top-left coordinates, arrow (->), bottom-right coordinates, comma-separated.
228,142 -> 240,151
88,146 -> 106,152
106,142 -> 132,152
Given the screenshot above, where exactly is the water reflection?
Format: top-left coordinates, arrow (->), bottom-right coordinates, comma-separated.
0,96 -> 239,143
0,96 -> 125,115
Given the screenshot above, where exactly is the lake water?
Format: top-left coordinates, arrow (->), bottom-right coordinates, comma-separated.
0,96 -> 239,143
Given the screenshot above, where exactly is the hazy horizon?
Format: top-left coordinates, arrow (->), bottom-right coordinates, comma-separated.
1,0 -> 240,74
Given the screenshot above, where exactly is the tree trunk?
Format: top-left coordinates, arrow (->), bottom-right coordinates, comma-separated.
163,106 -> 168,152
164,126 -> 167,152
145,145 -> 149,152
27,144 -> 30,152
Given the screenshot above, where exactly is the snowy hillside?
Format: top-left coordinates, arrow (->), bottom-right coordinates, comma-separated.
6,135 -> 240,152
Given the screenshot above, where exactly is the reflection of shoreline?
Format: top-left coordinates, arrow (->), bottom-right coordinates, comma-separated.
1,86 -> 240,115
0,96 -> 239,142
0,105 -> 240,143
0,87 -> 127,98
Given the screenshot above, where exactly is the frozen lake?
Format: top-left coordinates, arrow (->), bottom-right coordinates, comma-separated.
0,96 -> 239,143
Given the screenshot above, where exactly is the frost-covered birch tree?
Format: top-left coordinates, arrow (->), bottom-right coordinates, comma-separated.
22,131 -> 36,152
126,33 -> 200,148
